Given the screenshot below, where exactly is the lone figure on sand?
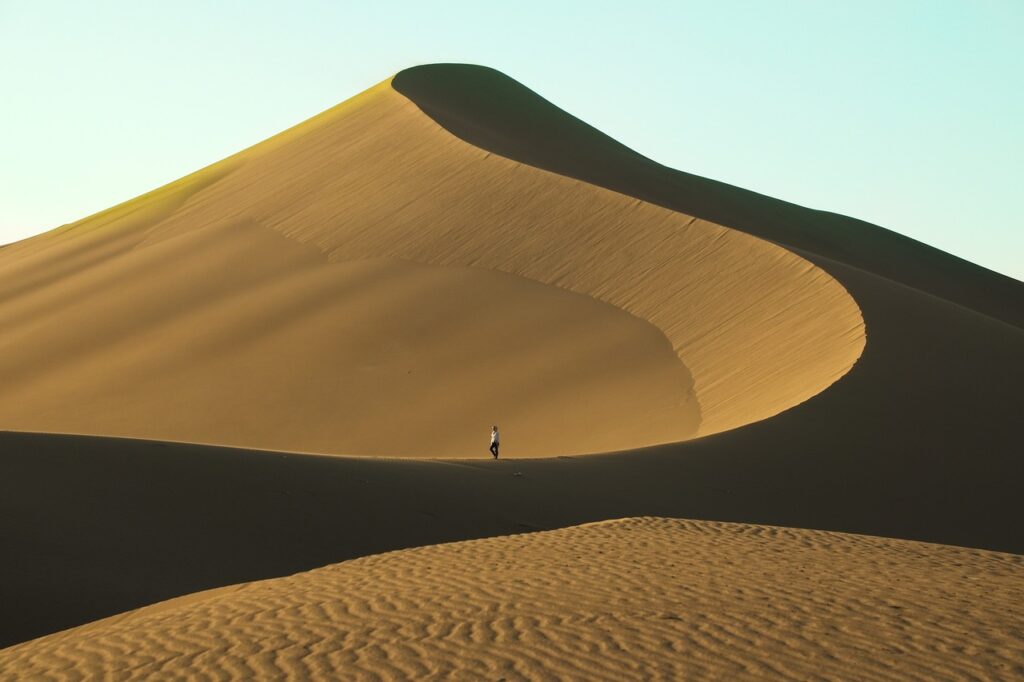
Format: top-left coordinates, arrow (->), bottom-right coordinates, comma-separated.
490,425 -> 500,459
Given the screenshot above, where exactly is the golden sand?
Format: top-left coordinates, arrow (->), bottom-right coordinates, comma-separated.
0,79 -> 863,456
4,518 -> 1021,680
2,65 -> 1020,678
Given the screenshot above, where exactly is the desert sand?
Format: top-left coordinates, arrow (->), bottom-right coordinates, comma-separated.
3,518 -> 1022,680
0,75 -> 864,455
1,64 -> 1022,677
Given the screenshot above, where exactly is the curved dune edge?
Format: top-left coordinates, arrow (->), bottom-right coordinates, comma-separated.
0,71 -> 864,453
4,518 -> 1021,679
117,78 -> 866,438
0,236 -> 700,457
392,64 -> 1024,332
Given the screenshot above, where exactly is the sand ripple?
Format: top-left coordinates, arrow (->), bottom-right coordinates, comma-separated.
3,518 -> 1021,680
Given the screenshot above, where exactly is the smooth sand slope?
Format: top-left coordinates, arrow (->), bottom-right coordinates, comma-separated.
392,66 -> 1023,330
4,518 -> 1022,680
0,73 -> 864,455
1,65 -> 1023,651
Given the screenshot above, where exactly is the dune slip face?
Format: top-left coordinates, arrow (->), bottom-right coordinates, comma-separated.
393,64 -> 1023,330
0,69 -> 864,456
3,518 -> 1022,681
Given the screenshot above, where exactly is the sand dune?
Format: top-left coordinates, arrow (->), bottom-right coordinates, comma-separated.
3,413 -> 1022,649
0,76 -> 863,455
393,65 -> 1023,330
1,63 -> 1022,662
3,518 -> 1021,680
0,222 -> 698,456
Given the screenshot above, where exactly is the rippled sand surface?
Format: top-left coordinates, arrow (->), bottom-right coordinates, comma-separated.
5,518 -> 1021,680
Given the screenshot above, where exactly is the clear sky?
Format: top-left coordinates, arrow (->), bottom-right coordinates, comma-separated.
2,1 -> 1021,280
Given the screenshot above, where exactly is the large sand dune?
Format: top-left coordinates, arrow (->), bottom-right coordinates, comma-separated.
392,66 -> 1023,330
1,63 -> 1022,664
3,518 -> 1022,680
0,75 -> 864,455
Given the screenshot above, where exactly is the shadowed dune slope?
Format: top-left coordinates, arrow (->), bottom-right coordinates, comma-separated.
3,518 -> 1022,680
0,76 -> 864,452
2,362 -> 1023,650
393,64 -> 1023,329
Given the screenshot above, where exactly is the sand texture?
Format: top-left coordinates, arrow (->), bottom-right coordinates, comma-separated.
1,63 -> 1022,670
4,422 -> 1022,649
3,518 -> 1022,681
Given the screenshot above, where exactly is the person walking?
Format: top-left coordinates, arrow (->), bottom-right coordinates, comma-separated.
490,425 -> 500,459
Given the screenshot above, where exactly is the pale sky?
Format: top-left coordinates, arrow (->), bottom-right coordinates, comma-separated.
2,1 -> 1021,280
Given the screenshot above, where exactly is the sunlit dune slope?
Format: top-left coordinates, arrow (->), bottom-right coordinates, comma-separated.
0,227 -> 697,456
0,75 -> 864,454
4,518 -> 1021,680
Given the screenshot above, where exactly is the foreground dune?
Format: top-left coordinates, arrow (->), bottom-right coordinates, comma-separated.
3,518 -> 1021,680
4,422 -> 1022,649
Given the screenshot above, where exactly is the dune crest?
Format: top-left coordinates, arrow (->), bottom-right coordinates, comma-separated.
1,64 -> 1022,653
4,518 -> 1021,680
0,76 -> 864,453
